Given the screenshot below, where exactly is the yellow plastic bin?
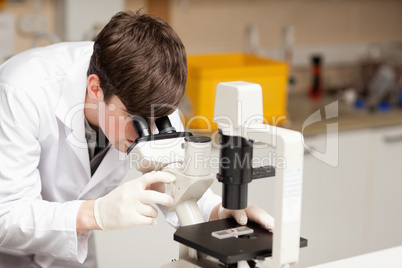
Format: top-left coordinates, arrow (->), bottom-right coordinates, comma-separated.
181,53 -> 289,131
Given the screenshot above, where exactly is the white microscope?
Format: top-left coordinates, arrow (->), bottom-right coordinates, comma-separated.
127,81 -> 307,268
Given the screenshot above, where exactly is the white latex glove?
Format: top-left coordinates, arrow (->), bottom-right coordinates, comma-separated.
218,204 -> 275,232
94,171 -> 175,231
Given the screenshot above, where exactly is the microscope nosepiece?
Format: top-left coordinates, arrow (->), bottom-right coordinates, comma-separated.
217,131 -> 253,210
222,183 -> 248,210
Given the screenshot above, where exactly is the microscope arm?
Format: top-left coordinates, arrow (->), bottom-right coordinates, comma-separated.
247,124 -> 304,268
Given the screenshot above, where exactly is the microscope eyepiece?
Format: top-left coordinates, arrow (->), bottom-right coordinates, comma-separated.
132,115 -> 151,138
127,115 -> 192,155
155,116 -> 176,134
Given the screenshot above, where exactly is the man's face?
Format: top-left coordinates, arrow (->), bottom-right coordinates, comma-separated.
97,95 -> 155,153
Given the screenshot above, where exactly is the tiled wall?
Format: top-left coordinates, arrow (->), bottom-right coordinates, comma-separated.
3,0 -> 401,92
170,0 -> 402,53
5,0 -> 402,54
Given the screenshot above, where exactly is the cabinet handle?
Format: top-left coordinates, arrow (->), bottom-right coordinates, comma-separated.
383,134 -> 402,143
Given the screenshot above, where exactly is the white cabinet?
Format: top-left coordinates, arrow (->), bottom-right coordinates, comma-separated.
366,125 -> 402,252
296,125 -> 402,267
296,129 -> 371,267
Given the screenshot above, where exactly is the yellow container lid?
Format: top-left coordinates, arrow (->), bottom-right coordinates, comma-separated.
187,53 -> 288,79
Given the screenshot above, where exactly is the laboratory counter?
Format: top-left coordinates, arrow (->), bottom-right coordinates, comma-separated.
286,93 -> 402,136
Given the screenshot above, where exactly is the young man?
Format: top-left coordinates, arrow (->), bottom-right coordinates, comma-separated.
0,11 -> 273,267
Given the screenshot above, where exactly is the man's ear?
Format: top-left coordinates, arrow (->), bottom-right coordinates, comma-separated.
87,74 -> 104,102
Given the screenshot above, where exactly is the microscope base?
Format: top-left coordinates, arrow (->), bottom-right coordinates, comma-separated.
174,218 -> 308,266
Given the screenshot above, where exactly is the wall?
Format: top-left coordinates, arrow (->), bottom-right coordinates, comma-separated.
168,0 -> 402,92
0,0 -> 55,56
3,0 -> 402,62
0,0 -> 145,61
3,0 -> 402,56
170,0 -> 402,53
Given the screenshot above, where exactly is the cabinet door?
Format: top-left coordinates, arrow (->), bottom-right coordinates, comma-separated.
368,126 -> 402,252
297,129 -> 370,267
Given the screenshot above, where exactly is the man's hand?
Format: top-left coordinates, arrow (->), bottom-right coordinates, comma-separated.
210,203 -> 274,232
93,171 -> 175,231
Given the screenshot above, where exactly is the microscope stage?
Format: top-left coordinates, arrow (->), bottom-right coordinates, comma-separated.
174,218 -> 308,265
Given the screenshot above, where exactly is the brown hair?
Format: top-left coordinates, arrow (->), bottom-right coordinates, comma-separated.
87,10 -> 187,117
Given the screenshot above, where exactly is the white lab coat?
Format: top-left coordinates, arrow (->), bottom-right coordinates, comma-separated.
0,42 -> 221,267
